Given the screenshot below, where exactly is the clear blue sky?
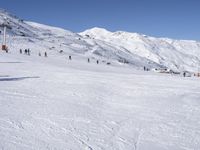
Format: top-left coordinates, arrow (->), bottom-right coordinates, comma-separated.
1,0 -> 200,40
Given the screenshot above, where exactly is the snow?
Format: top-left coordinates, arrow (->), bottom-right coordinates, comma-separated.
1,9 -> 200,72
0,10 -> 200,150
80,27 -> 200,72
0,52 -> 200,150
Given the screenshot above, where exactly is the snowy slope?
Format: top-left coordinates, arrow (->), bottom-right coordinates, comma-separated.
1,9 -> 200,150
80,28 -> 200,72
1,50 -> 200,150
1,9 -> 200,72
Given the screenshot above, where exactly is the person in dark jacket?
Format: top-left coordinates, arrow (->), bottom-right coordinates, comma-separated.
183,72 -> 186,77
27,49 -> 30,55
44,52 -> 47,57
24,49 -> 27,55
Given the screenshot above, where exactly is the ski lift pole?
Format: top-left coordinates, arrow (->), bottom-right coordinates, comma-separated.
0,18 -> 12,51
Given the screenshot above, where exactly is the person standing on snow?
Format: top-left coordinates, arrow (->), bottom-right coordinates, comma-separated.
183,72 -> 186,77
27,49 -> 30,55
44,52 -> 47,57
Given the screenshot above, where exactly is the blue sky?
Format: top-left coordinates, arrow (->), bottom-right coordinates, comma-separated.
1,0 -> 200,40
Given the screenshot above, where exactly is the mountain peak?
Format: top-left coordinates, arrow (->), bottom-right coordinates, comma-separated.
88,27 -> 111,33
80,27 -> 112,38
80,27 -> 148,41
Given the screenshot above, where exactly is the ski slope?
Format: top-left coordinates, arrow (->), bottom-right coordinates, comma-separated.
1,9 -> 200,73
1,9 -> 200,150
0,52 -> 200,150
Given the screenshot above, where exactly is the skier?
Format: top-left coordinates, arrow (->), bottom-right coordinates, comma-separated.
143,66 -> 146,71
96,60 -> 99,64
183,72 -> 186,77
44,52 -> 47,57
24,49 -> 27,55
27,49 -> 30,55
69,55 -> 72,60
88,58 -> 90,63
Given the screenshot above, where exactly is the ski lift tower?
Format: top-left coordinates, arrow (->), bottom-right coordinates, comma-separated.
0,17 -> 11,52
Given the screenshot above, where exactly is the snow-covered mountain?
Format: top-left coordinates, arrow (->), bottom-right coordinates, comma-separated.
1,9 -> 200,72
80,28 -> 200,72
1,9 -> 200,150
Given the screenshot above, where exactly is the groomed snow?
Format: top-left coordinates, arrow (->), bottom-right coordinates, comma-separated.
0,52 -> 200,150
1,9 -> 200,150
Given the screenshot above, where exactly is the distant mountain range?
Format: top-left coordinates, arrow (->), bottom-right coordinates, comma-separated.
1,9 -> 200,72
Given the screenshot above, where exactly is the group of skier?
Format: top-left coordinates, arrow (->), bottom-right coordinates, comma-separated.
143,66 -> 150,71
38,52 -> 47,57
87,58 -> 99,64
18,49 -> 103,66
68,56 -> 99,64
20,49 -> 31,55
19,49 -> 47,57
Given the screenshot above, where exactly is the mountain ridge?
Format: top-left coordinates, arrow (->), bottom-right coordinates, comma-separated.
0,9 -> 200,72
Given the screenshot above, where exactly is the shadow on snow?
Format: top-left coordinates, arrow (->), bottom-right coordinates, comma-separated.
0,76 -> 40,81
